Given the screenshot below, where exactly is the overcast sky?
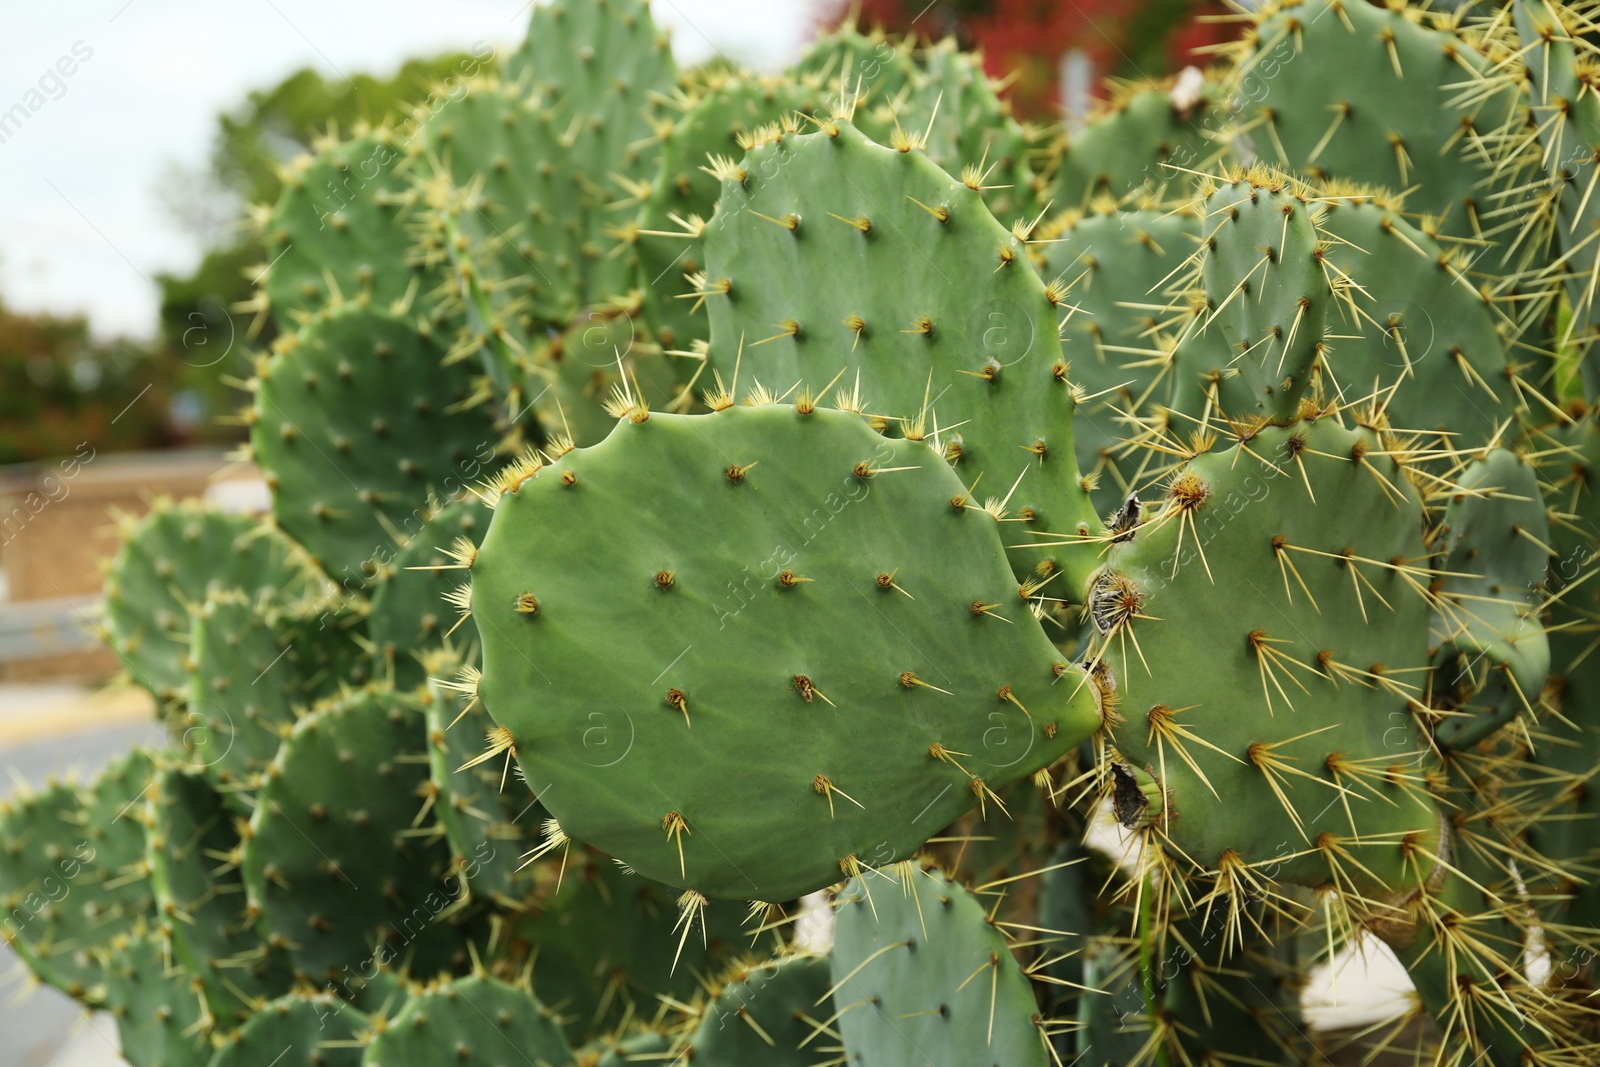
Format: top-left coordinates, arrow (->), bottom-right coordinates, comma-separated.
0,1 -> 816,340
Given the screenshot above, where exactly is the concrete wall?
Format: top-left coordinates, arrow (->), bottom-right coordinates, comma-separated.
0,450 -> 266,681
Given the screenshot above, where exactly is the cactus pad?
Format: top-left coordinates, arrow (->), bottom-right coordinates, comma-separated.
701,120 -> 1102,585
683,953 -> 833,1065
100,926 -> 212,1067
209,993 -> 367,1067
1429,449 -> 1550,750
1095,417 -> 1441,893
252,303 -> 501,583
186,594 -> 369,802
471,405 -> 1102,899
263,131 -> 430,328
368,499 -> 490,669
636,72 -> 820,354
1038,203 -> 1208,508
0,749 -> 154,1001
146,766 -> 291,1025
1049,76 -> 1226,205
1240,0 -> 1519,251
831,864 -> 1050,1067
1188,169 -> 1330,420
520,853 -> 750,1045
422,660 -> 538,905
241,688 -> 468,988
505,0 -> 677,308
419,81 -> 589,330
103,502 -> 323,702
362,974 -> 572,1067
1315,195 -> 1522,447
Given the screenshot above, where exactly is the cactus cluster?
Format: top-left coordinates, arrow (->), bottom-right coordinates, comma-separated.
10,1 -> 1600,1064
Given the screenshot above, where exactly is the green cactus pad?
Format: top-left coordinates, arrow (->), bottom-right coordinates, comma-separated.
102,502 -> 324,702
252,303 -> 502,583
505,0 -> 677,307
1159,913 -> 1309,1065
368,499 -> 491,669
532,309 -> 676,446
1034,838 -> 1092,1024
1529,416 -> 1600,938
0,749 -> 154,1002
472,404 -> 1102,900
422,662 -> 538,905
1038,204 -> 1209,509
635,71 -> 821,354
1049,76 -> 1227,205
1429,449 -> 1550,750
684,953 -> 832,1065
209,993 -> 368,1067
263,131 -> 433,328
907,39 -> 1033,220
1188,169 -> 1329,421
520,852 -> 750,1045
418,80 -> 589,330
102,926 -> 212,1067
700,119 -> 1102,585
361,974 -> 573,1067
1512,0 -> 1600,400
1074,939 -> 1148,1067
832,865 -> 1050,1067
1241,0 -> 1520,253
589,1029 -> 673,1065
146,766 -> 291,1026
186,594 -> 370,802
241,688 -> 469,989
793,25 -> 917,129
1315,195 -> 1523,447
1096,417 -> 1441,893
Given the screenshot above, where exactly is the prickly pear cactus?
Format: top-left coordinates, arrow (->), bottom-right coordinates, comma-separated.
241,688 -> 469,989
361,975 -> 572,1066
0,750 -> 155,1001
519,853 -> 752,1045
100,926 -> 211,1067
1093,417 -> 1439,893
185,593 -> 368,801
1037,202 -> 1208,509
1049,73 -> 1227,204
698,119 -> 1103,587
504,0 -> 677,308
260,130 -> 432,328
251,303 -> 502,582
1184,168 -> 1330,420
367,499 -> 490,667
469,405 -> 1102,900
1236,0 -> 1521,253
832,864 -> 1051,1067
420,656 -> 537,905
145,766 -> 291,1025
679,953 -> 833,1065
634,71 -> 820,354
209,994 -> 367,1067
20,5 -> 1600,1066
102,503 -> 323,703
1428,448 -> 1550,750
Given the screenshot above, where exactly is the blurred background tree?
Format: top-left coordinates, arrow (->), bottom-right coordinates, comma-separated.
0,300 -> 174,465
819,0 -> 1228,118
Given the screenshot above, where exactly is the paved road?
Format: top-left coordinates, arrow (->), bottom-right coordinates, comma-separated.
0,703 -> 162,1067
